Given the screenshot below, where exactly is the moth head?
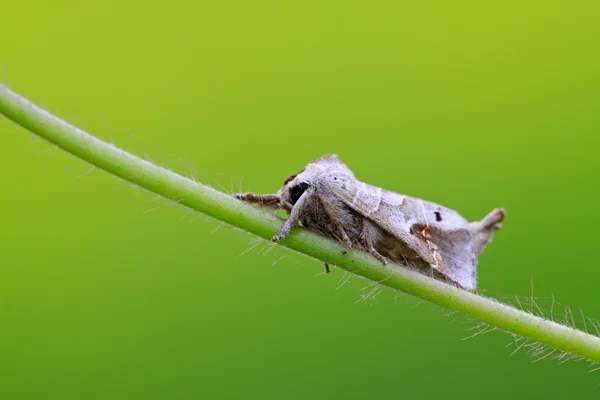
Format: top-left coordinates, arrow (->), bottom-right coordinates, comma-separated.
280,167 -> 316,206
281,181 -> 310,206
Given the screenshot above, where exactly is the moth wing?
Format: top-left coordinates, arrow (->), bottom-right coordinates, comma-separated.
410,222 -> 478,290
328,178 -> 478,289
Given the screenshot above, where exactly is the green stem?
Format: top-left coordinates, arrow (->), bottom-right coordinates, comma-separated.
1,84 -> 599,363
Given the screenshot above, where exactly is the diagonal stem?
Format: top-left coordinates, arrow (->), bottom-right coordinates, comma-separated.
1,84 -> 599,363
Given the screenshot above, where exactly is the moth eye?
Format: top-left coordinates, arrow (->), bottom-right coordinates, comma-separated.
434,211 -> 442,222
290,182 -> 310,205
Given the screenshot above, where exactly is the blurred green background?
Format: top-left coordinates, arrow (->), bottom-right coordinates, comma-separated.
1,1 -> 599,398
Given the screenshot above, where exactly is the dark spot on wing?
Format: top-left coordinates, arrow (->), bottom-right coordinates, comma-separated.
434,211 -> 442,222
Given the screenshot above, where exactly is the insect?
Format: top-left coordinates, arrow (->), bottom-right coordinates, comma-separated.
234,154 -> 504,290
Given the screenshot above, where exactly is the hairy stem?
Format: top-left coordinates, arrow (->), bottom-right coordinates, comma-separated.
1,84 -> 599,363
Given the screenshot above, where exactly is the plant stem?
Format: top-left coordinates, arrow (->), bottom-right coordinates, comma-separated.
1,84 -> 599,363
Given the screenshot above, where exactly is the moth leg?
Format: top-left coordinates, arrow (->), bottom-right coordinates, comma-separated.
324,263 -> 331,274
234,193 -> 281,210
368,248 -> 388,265
338,228 -> 353,255
468,208 -> 506,255
319,196 -> 353,254
272,186 -> 315,242
280,201 -> 293,212
361,219 -> 388,265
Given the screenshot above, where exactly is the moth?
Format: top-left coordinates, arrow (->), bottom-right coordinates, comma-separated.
234,154 -> 504,290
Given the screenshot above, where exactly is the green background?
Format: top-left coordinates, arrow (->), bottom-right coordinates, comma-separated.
1,1 -> 599,398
